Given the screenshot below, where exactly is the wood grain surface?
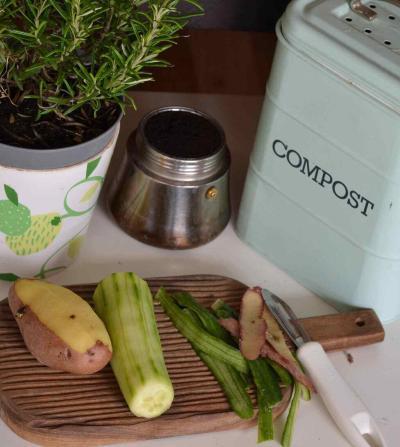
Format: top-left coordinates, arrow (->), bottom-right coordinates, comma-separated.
0,275 -> 384,447
137,30 -> 276,95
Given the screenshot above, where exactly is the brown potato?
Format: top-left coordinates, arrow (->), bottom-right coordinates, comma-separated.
9,279 -> 112,374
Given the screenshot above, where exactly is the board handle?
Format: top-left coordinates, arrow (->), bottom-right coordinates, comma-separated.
298,309 -> 385,352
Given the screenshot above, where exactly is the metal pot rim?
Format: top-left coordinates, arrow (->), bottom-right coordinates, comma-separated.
138,106 -> 227,161
134,106 -> 230,183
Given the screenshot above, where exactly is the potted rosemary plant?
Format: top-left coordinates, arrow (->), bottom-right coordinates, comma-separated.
0,0 -> 201,281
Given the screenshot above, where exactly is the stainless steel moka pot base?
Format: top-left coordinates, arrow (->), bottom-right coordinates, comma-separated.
111,107 -> 231,249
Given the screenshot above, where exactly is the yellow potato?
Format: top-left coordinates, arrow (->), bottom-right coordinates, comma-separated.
9,279 -> 112,374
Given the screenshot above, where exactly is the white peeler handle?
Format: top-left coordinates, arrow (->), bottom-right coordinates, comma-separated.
297,342 -> 387,447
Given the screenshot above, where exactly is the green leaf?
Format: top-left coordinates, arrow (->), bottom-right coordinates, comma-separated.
18,64 -> 45,81
0,273 -> 20,282
4,185 -> 18,206
8,29 -> 36,40
86,157 -> 101,179
51,216 -> 61,226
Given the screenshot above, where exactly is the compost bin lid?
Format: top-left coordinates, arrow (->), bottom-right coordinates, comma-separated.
281,0 -> 400,112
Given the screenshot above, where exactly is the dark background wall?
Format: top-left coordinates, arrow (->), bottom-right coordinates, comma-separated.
185,0 -> 291,31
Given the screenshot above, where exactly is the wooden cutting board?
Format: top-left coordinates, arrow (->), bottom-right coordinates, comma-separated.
0,275 -> 384,447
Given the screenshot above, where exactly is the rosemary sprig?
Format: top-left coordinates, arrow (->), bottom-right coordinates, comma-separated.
0,0 -> 203,119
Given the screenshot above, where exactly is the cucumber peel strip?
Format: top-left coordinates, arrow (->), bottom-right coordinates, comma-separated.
182,308 -> 254,420
281,381 -> 302,447
156,288 -> 248,374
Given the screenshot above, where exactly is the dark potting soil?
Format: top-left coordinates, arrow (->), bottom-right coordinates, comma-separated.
0,96 -> 119,149
144,110 -> 223,159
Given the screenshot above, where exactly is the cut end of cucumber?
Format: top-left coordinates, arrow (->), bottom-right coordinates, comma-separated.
130,381 -> 174,419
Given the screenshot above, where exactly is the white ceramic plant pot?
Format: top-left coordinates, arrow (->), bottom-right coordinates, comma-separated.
0,120 -> 120,281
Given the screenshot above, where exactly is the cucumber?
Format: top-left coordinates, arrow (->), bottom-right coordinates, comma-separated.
257,388 -> 274,443
266,358 -> 293,386
212,300 -> 294,384
249,359 -> 282,407
156,288 -> 248,374
249,359 -> 282,443
93,272 -> 174,418
183,308 -> 254,419
281,381 -> 302,447
201,350 -> 254,419
173,292 -> 234,344
211,298 -> 239,319
174,293 -> 251,386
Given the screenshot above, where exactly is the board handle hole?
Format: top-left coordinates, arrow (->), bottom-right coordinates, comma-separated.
355,318 -> 365,327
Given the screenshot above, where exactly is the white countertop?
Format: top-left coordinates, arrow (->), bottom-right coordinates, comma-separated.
1,92 -> 398,447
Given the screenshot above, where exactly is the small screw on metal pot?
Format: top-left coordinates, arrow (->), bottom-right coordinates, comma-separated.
206,187 -> 218,200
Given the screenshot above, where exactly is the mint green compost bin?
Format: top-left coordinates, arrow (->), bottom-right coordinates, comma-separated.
237,0 -> 400,323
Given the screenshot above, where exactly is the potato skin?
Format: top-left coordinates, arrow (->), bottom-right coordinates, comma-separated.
8,284 -> 112,374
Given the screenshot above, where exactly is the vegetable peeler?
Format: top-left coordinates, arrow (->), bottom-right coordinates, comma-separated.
262,289 -> 387,447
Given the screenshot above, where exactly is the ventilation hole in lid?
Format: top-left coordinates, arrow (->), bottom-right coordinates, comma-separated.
345,17 -> 353,22
369,3 -> 376,8
364,28 -> 372,33
389,15 -> 396,20
385,40 -> 392,45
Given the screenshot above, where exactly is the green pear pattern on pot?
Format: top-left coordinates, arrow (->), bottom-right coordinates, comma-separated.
1,156 -> 103,267
6,213 -> 62,256
67,235 -> 85,259
63,157 -> 103,217
0,224 -> 89,282
0,185 -> 31,236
